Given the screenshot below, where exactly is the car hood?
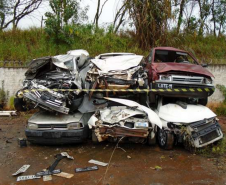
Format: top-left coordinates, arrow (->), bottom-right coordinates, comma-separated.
104,97 -> 162,129
91,55 -> 143,72
152,63 -> 214,78
158,104 -> 216,123
28,111 -> 83,124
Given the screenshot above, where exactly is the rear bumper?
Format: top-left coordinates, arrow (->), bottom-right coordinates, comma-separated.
25,128 -> 87,144
152,82 -> 214,98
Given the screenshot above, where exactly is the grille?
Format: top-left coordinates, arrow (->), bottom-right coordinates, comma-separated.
38,124 -> 67,129
172,75 -> 203,84
200,130 -> 219,144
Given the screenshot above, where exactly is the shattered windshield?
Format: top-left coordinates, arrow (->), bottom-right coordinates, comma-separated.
154,50 -> 197,64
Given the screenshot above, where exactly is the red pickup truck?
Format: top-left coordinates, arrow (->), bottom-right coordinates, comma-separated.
145,47 -> 214,106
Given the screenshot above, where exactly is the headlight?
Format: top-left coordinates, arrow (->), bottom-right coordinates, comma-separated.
28,123 -> 38,130
67,122 -> 83,130
204,78 -> 212,84
160,75 -> 171,81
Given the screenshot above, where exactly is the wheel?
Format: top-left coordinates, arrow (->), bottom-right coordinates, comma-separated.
157,128 -> 174,150
198,98 -> 208,106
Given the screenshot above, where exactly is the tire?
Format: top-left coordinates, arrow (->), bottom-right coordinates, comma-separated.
14,98 -> 27,112
157,128 -> 174,150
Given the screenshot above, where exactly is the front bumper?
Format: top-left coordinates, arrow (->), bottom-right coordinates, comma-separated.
152,82 -> 214,98
25,128 -> 87,144
188,121 -> 223,148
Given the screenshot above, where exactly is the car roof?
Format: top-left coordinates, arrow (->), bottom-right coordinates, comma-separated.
153,47 -> 187,53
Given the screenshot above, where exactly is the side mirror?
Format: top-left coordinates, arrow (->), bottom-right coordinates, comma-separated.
201,63 -> 208,67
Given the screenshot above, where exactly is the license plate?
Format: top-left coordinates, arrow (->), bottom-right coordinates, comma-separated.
43,132 -> 62,138
157,84 -> 172,89
17,175 -> 41,181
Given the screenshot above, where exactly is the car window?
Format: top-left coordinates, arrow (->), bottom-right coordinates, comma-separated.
154,50 -> 196,64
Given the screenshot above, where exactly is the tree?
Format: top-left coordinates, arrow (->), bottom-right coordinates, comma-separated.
0,0 -> 42,30
113,2 -> 128,33
126,0 -> 172,49
45,0 -> 88,47
93,0 -> 109,29
196,0 -> 211,35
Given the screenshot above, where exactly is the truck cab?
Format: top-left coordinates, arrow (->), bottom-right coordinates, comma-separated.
145,47 -> 214,106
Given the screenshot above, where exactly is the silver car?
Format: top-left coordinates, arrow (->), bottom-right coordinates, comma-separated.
25,111 -> 92,144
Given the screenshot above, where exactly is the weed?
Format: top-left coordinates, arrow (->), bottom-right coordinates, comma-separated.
0,26 -> 225,64
198,137 -> 226,157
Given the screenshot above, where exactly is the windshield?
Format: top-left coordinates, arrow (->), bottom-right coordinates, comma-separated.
154,50 -> 197,64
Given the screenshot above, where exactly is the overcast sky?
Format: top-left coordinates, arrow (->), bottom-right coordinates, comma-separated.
18,0 -> 123,29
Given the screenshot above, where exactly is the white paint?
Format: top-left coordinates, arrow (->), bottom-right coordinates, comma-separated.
0,68 -> 27,98
91,55 -> 143,72
158,104 -> 216,123
105,97 -> 162,128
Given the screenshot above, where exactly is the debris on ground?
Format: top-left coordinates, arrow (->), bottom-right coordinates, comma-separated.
18,138 -> 27,147
154,166 -> 162,171
47,152 -> 74,172
127,155 -> 132,159
43,175 -> 52,181
53,172 -> 74,179
75,166 -> 99,173
88,159 -> 108,167
12,165 -> 30,176
17,175 -> 41,182
0,111 -> 17,117
36,169 -> 61,176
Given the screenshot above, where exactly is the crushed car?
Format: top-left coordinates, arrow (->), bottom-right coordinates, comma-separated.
26,111 -> 93,144
88,97 -> 162,144
155,97 -> 223,150
14,50 -> 92,114
145,47 -> 215,106
86,54 -> 148,101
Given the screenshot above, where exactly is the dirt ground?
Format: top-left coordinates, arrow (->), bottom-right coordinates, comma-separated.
0,115 -> 226,185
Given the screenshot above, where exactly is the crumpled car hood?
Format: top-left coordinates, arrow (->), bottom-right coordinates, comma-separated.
152,63 -> 214,78
91,55 -> 143,72
104,97 -> 162,128
158,103 -> 216,123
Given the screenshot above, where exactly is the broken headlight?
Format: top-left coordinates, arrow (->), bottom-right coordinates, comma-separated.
204,78 -> 212,84
67,122 -> 83,130
159,75 -> 171,81
28,123 -> 38,130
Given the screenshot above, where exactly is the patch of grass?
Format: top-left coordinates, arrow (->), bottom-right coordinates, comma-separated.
6,96 -> 15,110
198,137 -> 226,157
0,26 -> 226,64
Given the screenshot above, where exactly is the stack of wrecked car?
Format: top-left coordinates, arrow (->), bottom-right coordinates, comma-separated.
144,47 -> 223,149
14,48 -> 224,150
14,51 -> 153,144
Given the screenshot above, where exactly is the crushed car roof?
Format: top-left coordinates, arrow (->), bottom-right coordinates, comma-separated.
91,55 -> 143,72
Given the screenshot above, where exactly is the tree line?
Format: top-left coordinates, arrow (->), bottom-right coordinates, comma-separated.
0,0 -> 226,49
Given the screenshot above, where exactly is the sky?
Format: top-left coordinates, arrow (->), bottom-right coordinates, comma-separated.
18,0 -> 123,29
